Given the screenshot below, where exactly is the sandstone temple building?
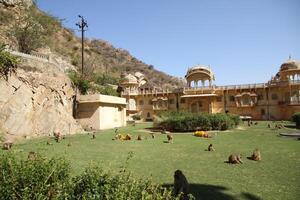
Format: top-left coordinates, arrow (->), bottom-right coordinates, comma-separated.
120,59 -> 300,121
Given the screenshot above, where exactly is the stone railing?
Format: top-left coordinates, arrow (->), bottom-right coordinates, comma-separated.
217,83 -> 267,90
183,83 -> 267,91
122,88 -> 172,96
6,49 -> 51,63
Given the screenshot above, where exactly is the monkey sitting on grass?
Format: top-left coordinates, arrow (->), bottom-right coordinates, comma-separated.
167,133 -> 173,143
208,144 -> 215,151
251,149 -> 261,161
228,154 -> 243,164
174,170 -> 190,199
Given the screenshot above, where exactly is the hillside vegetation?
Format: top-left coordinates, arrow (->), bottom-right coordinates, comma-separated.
0,1 -> 184,90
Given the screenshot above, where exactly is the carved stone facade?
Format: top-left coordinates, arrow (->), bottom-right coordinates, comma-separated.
120,60 -> 300,121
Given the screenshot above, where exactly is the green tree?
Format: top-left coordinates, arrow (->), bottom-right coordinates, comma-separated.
0,44 -> 19,80
67,70 -> 91,95
97,85 -> 119,96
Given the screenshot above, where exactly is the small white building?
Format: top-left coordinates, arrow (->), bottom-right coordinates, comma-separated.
76,94 -> 127,130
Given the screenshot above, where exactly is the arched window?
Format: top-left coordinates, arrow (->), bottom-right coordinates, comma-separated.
241,94 -> 251,106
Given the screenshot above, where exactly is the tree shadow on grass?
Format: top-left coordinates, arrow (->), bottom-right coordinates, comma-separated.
241,192 -> 263,200
162,183 -> 262,200
163,183 -> 236,200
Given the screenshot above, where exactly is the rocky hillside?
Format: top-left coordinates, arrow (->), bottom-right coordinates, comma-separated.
0,53 -> 83,142
0,0 -> 185,88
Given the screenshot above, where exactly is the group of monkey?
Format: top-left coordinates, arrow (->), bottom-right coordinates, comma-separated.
208,143 -> 261,164
248,120 -> 284,130
111,128 -> 174,143
173,147 -> 261,199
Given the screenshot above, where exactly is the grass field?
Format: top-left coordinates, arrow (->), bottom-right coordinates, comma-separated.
2,121 -> 300,200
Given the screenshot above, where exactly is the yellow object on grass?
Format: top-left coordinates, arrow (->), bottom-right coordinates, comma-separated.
194,131 -> 208,137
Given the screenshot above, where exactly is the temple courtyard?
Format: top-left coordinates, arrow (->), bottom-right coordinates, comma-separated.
2,121 -> 300,200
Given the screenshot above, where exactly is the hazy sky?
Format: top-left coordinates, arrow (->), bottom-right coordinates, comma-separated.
37,0 -> 300,85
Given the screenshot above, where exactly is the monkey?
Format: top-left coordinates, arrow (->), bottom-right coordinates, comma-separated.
174,170 -> 189,199
278,124 -> 284,129
27,151 -> 36,161
114,128 -> 119,134
228,154 -> 243,164
124,134 -> 132,140
275,124 -> 284,129
267,123 -> 271,128
248,121 -> 251,127
251,149 -> 261,161
167,133 -> 173,143
113,133 -> 122,140
46,140 -> 53,145
137,135 -> 142,140
92,132 -> 96,139
151,133 -> 155,139
53,130 -> 61,143
2,142 -> 13,150
208,144 -> 215,151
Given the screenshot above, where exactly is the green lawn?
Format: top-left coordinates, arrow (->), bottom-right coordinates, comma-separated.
3,121 -> 300,200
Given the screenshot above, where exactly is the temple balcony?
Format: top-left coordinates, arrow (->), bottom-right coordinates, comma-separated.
183,86 -> 216,95
269,80 -> 300,87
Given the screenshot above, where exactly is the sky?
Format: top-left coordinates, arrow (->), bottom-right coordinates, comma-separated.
37,0 -> 300,85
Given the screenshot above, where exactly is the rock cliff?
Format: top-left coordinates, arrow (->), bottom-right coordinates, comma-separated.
0,55 -> 83,142
0,0 -> 32,7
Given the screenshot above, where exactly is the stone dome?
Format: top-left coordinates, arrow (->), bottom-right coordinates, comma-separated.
122,74 -> 138,84
280,60 -> 300,71
185,65 -> 215,82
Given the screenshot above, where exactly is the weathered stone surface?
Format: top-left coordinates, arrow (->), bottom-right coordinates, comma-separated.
0,0 -> 32,7
0,57 -> 82,142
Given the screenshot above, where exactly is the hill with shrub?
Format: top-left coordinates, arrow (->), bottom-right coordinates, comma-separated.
0,0 -> 185,93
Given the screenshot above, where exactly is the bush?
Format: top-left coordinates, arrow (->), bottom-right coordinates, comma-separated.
155,112 -> 239,132
0,44 -> 19,80
0,153 -> 70,200
228,114 -> 241,126
0,153 -> 191,200
292,112 -> 300,128
70,167 -> 178,200
132,114 -> 141,120
97,85 -> 119,97
94,74 -> 120,85
67,70 -> 91,95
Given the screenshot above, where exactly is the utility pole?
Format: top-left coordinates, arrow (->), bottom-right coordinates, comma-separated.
76,15 -> 88,76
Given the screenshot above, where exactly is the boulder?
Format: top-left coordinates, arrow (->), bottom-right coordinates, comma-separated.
0,56 -> 82,142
